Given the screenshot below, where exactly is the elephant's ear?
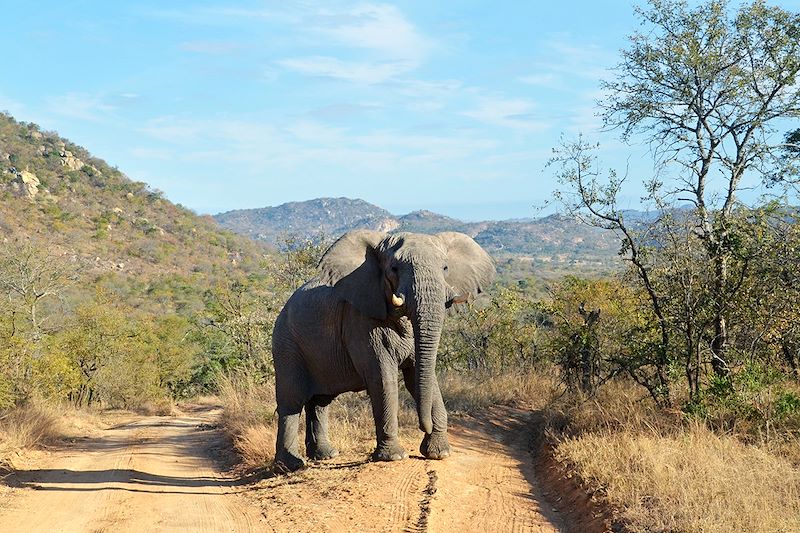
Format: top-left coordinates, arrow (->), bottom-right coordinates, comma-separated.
436,232 -> 496,306
319,230 -> 388,320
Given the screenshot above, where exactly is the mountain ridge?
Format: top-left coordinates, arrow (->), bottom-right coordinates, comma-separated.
213,197 -> 622,275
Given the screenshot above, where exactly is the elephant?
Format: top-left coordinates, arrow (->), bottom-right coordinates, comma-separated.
271,230 -> 495,471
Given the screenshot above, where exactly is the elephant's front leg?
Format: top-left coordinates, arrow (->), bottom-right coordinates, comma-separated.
367,363 -> 408,462
402,366 -> 450,460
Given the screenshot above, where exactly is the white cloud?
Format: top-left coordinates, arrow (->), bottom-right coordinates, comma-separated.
311,3 -> 432,61
276,3 -> 432,85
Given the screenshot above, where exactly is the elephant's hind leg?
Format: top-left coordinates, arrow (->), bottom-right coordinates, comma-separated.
305,395 -> 339,461
273,345 -> 309,473
275,408 -> 306,473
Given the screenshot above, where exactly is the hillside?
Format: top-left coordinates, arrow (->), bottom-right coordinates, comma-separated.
0,112 -> 266,278
214,198 -> 621,276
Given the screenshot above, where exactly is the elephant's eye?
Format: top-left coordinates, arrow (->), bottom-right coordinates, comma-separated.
443,265 -> 449,272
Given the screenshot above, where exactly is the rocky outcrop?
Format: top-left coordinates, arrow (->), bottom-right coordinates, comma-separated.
60,150 -> 84,171
373,217 -> 400,233
11,170 -> 40,200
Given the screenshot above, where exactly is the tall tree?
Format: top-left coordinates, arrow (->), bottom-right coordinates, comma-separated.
599,0 -> 800,375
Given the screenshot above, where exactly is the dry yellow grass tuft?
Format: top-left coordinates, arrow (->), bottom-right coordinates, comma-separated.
0,402 -> 65,469
136,398 -> 179,417
555,424 -> 800,532
439,369 -> 558,413
216,373 -> 278,468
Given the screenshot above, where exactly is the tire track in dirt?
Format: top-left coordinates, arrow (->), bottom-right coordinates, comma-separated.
0,406 -> 264,533
427,407 -> 562,533
250,406 -> 564,533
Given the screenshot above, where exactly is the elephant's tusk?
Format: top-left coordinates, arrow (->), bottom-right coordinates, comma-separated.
391,293 -> 405,307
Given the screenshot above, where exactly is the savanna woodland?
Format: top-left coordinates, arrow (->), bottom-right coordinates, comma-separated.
2,1 -> 800,531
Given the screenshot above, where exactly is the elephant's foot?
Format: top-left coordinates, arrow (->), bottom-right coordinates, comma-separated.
372,441 -> 409,462
420,431 -> 450,460
308,442 -> 339,461
273,450 -> 306,473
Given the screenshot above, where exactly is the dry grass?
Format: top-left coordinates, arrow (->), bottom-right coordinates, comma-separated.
544,381 -> 680,438
543,381 -> 800,532
439,369 -> 558,414
0,402 -> 66,470
216,373 -> 278,469
555,425 -> 800,532
135,397 -> 179,417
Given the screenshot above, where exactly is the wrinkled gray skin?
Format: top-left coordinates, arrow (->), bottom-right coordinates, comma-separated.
271,230 -> 495,472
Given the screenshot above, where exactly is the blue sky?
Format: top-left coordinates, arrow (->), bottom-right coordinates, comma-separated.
2,1 -> 798,220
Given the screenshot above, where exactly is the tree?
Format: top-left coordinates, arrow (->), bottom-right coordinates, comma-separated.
0,240 -> 78,402
0,240 -> 78,342
601,0 -> 800,375
553,0 -> 800,404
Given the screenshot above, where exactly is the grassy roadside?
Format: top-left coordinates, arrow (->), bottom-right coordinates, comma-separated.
0,403 -> 64,471
0,401 -> 152,473
542,382 -> 800,533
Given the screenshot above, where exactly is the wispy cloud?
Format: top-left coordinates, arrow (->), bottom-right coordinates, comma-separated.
277,3 -> 432,85
129,147 -> 173,160
44,92 -> 115,122
277,56 -> 414,84
0,94 -> 24,115
138,114 -> 499,173
518,73 -> 560,87
309,3 -> 432,61
306,102 -> 382,122
461,96 -> 550,132
142,6 -> 296,25
525,34 -> 614,85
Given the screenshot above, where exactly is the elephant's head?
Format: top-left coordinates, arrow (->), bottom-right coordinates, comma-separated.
318,231 -> 495,434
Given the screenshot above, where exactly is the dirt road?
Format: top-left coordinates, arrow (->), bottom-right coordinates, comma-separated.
0,406 -> 564,533
0,406 -> 265,532
249,406 -> 564,532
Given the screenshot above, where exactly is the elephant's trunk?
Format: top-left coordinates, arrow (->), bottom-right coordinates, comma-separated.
408,270 -> 445,435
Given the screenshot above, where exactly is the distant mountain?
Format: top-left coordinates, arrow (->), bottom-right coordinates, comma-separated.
215,198 -> 400,241
214,198 -> 623,276
397,210 -> 471,234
